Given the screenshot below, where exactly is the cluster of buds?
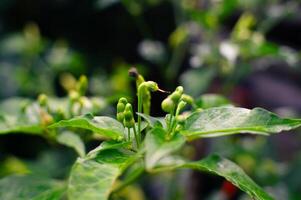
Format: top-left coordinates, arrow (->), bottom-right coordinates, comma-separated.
116,97 -> 135,129
117,97 -> 139,146
161,86 -> 194,136
161,86 -> 194,114
69,75 -> 88,102
161,86 -> 183,113
37,93 -> 54,126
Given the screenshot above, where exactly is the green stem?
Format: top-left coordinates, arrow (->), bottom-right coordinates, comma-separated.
68,100 -> 74,118
127,128 -> 131,141
168,114 -> 174,132
112,167 -> 144,194
133,125 -> 140,149
137,90 -> 143,138
169,104 -> 182,137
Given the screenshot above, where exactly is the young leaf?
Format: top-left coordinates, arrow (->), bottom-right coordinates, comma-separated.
182,155 -> 274,200
49,113 -> 124,140
57,131 -> 86,157
182,107 -> 301,140
68,149 -> 137,200
0,175 -> 65,200
144,127 -> 185,170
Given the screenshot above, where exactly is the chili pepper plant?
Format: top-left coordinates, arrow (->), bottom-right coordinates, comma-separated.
1,71 -> 301,200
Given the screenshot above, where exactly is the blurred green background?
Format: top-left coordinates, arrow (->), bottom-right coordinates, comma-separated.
1,0 -> 301,199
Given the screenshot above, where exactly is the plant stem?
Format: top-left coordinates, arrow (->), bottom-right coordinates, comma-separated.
168,114 -> 173,132
169,103 -> 182,137
133,125 -> 140,148
127,128 -> 131,141
112,167 -> 144,194
137,90 -> 143,139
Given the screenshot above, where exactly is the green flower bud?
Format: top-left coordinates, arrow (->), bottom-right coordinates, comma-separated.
38,93 -> 48,107
123,103 -> 135,128
161,97 -> 175,113
117,113 -> 125,122
117,102 -> 125,113
124,119 -> 135,128
170,92 -> 182,103
170,86 -> 184,103
125,103 -> 133,113
119,97 -> 128,105
139,81 -> 159,93
77,75 -> 88,95
181,94 -> 194,105
175,86 -> 184,94
124,103 -> 134,121
144,81 -> 159,92
124,111 -> 133,121
117,98 -> 128,123
69,90 -> 80,102
177,101 -> 187,111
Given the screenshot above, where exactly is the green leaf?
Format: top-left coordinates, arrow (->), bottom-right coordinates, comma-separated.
182,107 -> 301,140
0,100 -> 44,134
0,175 -> 65,200
136,113 -> 163,128
0,97 -> 32,116
195,94 -> 231,109
49,113 -> 124,140
0,116 -> 42,134
68,148 -> 137,200
57,131 -> 86,157
144,127 -> 185,170
86,140 -> 131,159
182,155 -> 273,200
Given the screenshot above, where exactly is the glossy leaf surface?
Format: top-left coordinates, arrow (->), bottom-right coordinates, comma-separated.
49,114 -> 124,140
57,131 -> 86,157
144,127 -> 185,170
183,155 -> 273,200
182,107 -> 301,140
68,148 -> 136,200
0,175 -> 65,200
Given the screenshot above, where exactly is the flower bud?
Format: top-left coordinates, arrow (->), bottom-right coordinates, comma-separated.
77,75 -> 88,95
117,102 -> 125,113
124,119 -> 135,128
170,92 -> 182,103
161,97 -> 175,113
117,113 -> 125,122
145,81 -> 159,92
175,86 -> 184,94
119,97 -> 128,105
123,103 -> 135,128
117,98 -> 128,123
124,111 -> 133,121
125,103 -> 133,113
69,90 -> 80,102
181,94 -> 194,105
176,101 -> 187,114
38,93 -> 48,107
